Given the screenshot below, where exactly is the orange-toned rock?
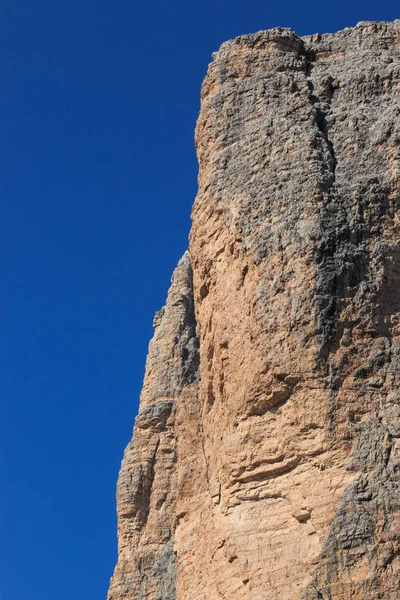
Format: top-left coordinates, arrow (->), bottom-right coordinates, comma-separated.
108,21 -> 400,600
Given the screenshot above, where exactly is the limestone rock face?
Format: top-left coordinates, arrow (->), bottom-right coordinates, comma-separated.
107,252 -> 199,600
108,21 -> 400,600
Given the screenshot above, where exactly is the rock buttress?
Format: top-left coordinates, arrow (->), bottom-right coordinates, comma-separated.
107,252 -> 200,600
109,20 -> 400,600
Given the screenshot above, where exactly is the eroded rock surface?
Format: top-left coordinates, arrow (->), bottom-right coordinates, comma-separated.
108,21 -> 400,600
108,253 -> 199,600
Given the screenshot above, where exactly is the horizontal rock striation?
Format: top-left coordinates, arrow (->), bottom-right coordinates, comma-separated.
108,20 -> 400,600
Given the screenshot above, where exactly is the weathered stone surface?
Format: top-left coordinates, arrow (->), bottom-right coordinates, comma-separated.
108,20 -> 400,600
107,252 -> 199,600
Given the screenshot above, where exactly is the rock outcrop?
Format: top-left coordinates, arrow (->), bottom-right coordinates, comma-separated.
108,20 -> 400,600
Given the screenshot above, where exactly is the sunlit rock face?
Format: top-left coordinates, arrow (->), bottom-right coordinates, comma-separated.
108,20 -> 400,600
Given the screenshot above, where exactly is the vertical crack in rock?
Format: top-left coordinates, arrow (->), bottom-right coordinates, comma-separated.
108,20 -> 400,600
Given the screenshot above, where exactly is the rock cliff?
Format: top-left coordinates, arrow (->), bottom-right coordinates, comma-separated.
108,20 -> 400,600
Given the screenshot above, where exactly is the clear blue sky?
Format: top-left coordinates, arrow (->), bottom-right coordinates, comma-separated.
1,1 -> 397,599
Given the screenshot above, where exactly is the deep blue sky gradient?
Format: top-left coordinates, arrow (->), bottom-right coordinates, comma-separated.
1,1 -> 398,599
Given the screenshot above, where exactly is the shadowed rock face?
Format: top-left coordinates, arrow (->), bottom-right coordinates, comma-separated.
108,21 -> 400,600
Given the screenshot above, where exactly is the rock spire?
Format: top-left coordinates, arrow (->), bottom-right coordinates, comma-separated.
108,21 -> 400,600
